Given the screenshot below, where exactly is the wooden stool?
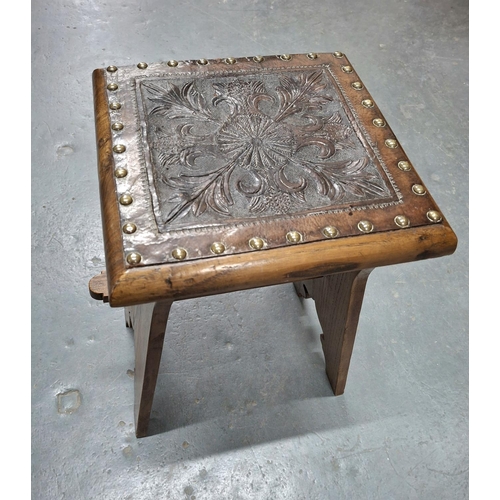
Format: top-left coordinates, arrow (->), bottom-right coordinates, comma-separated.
89,52 -> 457,437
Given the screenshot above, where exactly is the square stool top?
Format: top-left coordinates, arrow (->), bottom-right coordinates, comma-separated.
92,52 -> 457,307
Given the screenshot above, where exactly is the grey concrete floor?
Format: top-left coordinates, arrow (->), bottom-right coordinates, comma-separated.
31,1 -> 468,498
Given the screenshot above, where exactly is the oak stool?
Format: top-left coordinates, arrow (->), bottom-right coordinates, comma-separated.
89,52 -> 457,437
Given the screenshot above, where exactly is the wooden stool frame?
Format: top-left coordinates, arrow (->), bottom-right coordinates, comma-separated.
89,53 -> 457,437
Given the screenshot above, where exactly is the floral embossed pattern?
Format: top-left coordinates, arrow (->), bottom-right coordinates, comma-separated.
138,69 -> 395,230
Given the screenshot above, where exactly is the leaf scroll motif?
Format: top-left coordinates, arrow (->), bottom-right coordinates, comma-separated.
164,160 -> 237,222
143,81 -> 214,121
274,71 -> 332,122
297,157 -> 389,202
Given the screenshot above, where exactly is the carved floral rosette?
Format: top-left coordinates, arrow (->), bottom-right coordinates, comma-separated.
138,68 -> 398,230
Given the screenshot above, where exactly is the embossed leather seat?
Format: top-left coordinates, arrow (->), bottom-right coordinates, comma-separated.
89,52 -> 457,437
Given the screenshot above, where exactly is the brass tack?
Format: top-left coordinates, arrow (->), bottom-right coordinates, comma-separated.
362,99 -> 374,108
106,65 -> 118,73
198,58 -> 208,65
109,102 -> 121,110
357,220 -> 374,233
398,160 -> 412,171
210,242 -> 226,254
113,144 -> 126,154
322,226 -> 339,238
426,210 -> 443,223
249,237 -> 265,250
114,167 -> 128,178
394,215 -> 410,228
167,60 -> 178,67
307,53 -> 318,59
122,222 -> 137,234
351,81 -> 364,90
412,184 -> 427,196
333,51 -> 344,58
225,57 -> 236,65
172,248 -> 187,260
107,83 -> 118,91
280,54 -> 292,61
111,122 -> 124,131
286,231 -> 302,243
341,65 -> 353,73
253,55 -> 264,63
126,252 -> 142,265
137,62 -> 148,69
373,118 -> 386,127
119,194 -> 133,206
385,139 -> 398,149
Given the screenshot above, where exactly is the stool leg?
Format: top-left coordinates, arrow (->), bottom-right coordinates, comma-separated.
300,270 -> 372,395
128,300 -> 173,437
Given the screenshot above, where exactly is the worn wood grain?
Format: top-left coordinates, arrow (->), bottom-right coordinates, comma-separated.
105,223 -> 456,307
92,68 -> 126,305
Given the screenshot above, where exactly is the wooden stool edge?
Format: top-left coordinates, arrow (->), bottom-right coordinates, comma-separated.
89,271 -> 109,303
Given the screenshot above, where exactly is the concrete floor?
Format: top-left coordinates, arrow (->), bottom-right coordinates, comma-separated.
31,1 -> 468,498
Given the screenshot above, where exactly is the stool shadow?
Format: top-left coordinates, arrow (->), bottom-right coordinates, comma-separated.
134,284 -> 379,454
